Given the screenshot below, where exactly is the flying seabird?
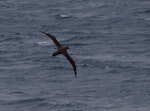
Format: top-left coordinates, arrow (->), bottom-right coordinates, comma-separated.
41,32 -> 77,77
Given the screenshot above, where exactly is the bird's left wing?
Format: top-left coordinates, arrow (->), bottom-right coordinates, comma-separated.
41,32 -> 61,48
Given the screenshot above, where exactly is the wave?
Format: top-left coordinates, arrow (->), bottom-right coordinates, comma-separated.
77,53 -> 150,63
76,53 -> 150,70
3,97 -> 45,105
36,41 -> 51,46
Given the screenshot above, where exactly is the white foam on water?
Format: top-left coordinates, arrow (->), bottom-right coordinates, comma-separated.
36,41 -> 52,46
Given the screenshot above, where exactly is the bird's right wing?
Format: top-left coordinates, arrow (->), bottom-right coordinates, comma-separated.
41,32 -> 61,48
63,52 -> 77,77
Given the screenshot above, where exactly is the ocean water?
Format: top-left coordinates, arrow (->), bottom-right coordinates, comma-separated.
0,0 -> 150,111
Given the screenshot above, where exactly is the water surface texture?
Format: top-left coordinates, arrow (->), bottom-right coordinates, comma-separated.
0,0 -> 150,111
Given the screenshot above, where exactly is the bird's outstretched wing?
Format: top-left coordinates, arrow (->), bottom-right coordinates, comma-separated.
63,52 -> 77,77
41,32 -> 61,48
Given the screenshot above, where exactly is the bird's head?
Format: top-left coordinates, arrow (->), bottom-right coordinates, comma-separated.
66,46 -> 70,50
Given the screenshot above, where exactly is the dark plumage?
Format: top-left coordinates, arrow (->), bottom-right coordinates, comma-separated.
41,32 -> 77,77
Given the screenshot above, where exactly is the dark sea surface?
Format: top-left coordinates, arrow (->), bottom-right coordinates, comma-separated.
0,0 -> 150,111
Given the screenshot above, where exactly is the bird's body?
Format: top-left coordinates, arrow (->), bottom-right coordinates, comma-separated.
41,32 -> 77,77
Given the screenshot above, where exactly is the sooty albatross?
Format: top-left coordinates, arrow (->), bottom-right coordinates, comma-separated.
41,32 -> 77,77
